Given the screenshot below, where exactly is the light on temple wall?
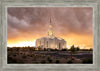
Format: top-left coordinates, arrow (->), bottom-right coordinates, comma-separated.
50,44 -> 54,49
56,45 -> 57,48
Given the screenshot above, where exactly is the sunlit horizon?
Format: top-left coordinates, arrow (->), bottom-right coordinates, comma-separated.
7,39 -> 92,49
7,40 -> 36,47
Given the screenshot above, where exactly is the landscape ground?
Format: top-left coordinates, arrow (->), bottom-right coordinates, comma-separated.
7,47 -> 93,64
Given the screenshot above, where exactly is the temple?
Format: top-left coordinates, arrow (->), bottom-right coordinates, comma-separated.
35,18 -> 66,50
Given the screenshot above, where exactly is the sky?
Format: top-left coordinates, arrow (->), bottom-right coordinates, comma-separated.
7,7 -> 93,49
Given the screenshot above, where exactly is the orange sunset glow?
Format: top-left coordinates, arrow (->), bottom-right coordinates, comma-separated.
7,7 -> 93,49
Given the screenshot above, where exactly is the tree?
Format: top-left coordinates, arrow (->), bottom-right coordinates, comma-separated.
55,48 -> 58,51
44,48 -> 47,51
76,46 -> 80,51
89,48 -> 93,51
70,45 -> 76,60
38,46 -> 41,51
7,47 -> 13,51
62,48 -> 67,51
47,56 -> 52,63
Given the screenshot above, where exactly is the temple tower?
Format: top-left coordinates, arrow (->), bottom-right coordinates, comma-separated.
48,18 -> 54,37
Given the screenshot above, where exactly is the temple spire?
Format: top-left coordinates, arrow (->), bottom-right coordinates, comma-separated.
48,18 -> 54,37
50,17 -> 52,24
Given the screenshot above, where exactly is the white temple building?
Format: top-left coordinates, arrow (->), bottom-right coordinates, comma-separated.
35,18 -> 66,50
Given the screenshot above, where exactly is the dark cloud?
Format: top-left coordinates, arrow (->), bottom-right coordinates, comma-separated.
7,7 -> 93,39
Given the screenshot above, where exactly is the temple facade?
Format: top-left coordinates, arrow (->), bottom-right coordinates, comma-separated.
35,18 -> 66,50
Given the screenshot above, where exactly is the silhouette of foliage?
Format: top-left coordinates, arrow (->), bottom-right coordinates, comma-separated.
76,47 -> 80,51
56,60 -> 60,63
82,58 -> 93,64
62,48 -> 67,51
41,60 -> 46,64
67,60 -> 72,64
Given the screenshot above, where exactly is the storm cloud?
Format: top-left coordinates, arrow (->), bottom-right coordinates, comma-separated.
7,7 -> 93,39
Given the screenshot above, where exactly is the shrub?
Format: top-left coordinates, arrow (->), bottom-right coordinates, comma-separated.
41,60 -> 46,64
44,48 -> 47,51
34,62 -> 38,64
17,60 -> 24,63
76,47 -> 80,51
55,49 -> 58,51
72,58 -> 74,60
56,60 -> 60,63
42,55 -> 45,58
47,56 -> 52,63
8,56 -> 17,63
62,49 -> 67,51
13,54 -> 16,57
49,59 -> 52,63
22,55 -> 26,59
47,57 -> 50,61
82,58 -> 93,64
30,55 -> 33,57
67,60 -> 72,64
